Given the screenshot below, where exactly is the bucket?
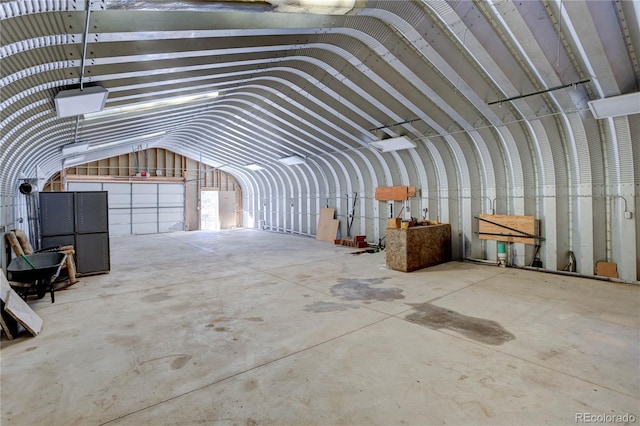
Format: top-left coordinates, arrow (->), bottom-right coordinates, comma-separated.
497,243 -> 507,267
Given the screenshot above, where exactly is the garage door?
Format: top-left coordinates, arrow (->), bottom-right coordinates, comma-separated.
67,182 -> 184,236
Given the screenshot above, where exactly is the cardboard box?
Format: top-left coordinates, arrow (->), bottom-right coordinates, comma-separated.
595,261 -> 618,278
388,218 -> 401,228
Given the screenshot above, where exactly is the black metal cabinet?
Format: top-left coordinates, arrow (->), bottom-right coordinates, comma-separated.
39,191 -> 110,275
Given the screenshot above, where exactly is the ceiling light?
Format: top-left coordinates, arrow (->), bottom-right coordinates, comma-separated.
278,156 -> 306,166
63,155 -> 86,168
89,131 -> 166,150
105,0 -> 274,12
61,142 -> 90,156
84,91 -> 219,120
245,164 -> 264,171
277,0 -> 355,14
55,86 -> 108,118
588,92 -> 640,119
369,136 -> 416,152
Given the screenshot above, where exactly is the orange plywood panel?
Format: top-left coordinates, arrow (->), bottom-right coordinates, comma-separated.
375,186 -> 409,201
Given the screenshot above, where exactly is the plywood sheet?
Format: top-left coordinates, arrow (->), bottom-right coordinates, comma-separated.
328,219 -> 340,242
1,270 -> 10,302
478,214 -> 537,245
375,186 -> 410,201
0,305 -> 19,340
1,272 -> 19,339
5,290 -> 42,336
316,208 -> 338,242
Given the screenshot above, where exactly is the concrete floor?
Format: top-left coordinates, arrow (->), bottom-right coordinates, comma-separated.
1,229 -> 638,426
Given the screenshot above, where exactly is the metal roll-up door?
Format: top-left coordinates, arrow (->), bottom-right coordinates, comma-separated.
67,182 -> 184,236
158,183 -> 185,233
132,183 -> 158,235
103,183 -> 131,236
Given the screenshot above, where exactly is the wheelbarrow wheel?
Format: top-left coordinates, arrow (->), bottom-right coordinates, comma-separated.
36,280 -> 46,299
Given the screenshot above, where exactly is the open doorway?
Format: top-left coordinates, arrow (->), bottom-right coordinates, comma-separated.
200,190 -> 237,230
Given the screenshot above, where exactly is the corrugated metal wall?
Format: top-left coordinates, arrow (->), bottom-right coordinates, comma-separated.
1,0 -> 638,282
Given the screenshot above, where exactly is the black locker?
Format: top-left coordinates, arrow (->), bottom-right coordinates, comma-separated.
40,192 -> 74,236
75,192 -> 109,233
39,191 -> 110,275
41,235 -> 76,249
76,233 -> 110,274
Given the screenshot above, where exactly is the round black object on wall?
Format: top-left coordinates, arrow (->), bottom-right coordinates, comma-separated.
19,182 -> 33,194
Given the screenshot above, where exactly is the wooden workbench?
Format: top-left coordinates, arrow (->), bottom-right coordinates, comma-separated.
385,224 -> 452,272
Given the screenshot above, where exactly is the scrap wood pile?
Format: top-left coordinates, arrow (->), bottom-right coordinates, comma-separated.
316,208 -> 369,249
334,235 -> 368,248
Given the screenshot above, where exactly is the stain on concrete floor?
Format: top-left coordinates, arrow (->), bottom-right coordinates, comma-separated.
331,278 -> 404,302
171,355 -> 192,370
406,303 -> 515,345
304,301 -> 360,313
141,292 -> 171,303
107,334 -> 141,347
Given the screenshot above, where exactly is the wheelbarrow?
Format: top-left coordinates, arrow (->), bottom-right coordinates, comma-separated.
7,252 -> 67,303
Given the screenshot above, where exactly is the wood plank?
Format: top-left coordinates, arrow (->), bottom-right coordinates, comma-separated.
478,214 -> 537,244
5,231 -> 24,256
316,208 -> 338,242
5,290 -> 43,336
375,186 -> 410,201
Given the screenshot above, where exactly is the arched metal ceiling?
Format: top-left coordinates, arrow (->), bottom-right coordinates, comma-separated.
1,0 -> 639,281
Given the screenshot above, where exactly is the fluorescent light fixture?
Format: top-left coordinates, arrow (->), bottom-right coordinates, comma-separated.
61,142 -> 89,156
369,136 -> 416,152
84,91 -> 219,120
278,155 -> 306,165
275,0 -> 356,14
588,92 -> 640,119
245,164 -> 264,171
55,86 -> 108,118
63,155 -> 86,168
89,131 -> 166,150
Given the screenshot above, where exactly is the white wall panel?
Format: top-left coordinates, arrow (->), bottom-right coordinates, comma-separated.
67,182 -> 102,191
